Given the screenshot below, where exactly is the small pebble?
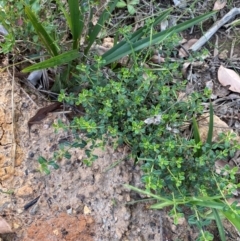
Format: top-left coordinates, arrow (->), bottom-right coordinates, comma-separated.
28,152 -> 35,158
67,208 -> 72,214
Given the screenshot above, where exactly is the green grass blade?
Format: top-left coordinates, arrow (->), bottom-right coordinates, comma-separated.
192,117 -> 202,157
84,0 -> 118,55
68,0 -> 83,49
150,201 -> 176,209
22,50 -> 79,72
220,210 -> 240,232
206,102 -> 214,146
25,5 -> 59,57
102,11 -> 216,65
55,0 -> 71,31
103,8 -> 172,58
124,184 -> 170,202
212,209 -> 226,241
192,117 -> 201,144
191,200 -> 225,210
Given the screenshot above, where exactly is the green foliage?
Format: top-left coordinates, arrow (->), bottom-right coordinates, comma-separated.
117,0 -> 139,15
55,41 -> 240,238
21,3 -> 215,91
0,0 -> 58,53
21,0 -> 118,91
38,156 -> 59,175
2,0 -> 238,238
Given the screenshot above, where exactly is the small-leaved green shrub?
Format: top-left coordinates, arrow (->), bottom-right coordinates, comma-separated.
3,1 -> 239,239
56,47 -> 240,240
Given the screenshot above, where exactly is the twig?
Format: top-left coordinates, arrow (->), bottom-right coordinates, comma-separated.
230,38 -> 236,59
190,8 -> 240,52
8,57 -> 16,171
20,87 -> 39,108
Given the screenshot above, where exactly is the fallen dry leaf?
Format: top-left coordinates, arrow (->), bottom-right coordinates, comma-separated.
0,217 -> 12,234
227,198 -> 240,206
28,102 -> 62,131
198,113 -> 240,143
218,49 -> 228,60
213,0 -> 227,11
94,45 -> 110,55
215,160 -> 237,176
102,37 -> 114,48
179,39 -> 198,58
93,38 -> 114,55
182,62 -> 191,78
150,54 -> 165,64
218,65 -> 240,93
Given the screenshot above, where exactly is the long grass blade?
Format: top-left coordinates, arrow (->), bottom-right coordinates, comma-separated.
102,8 -> 172,58
220,210 -> 240,232
206,102 -> 214,146
124,184 -> 170,202
212,209 -> 226,241
55,0 -> 71,31
68,0 -> 83,49
22,50 -> 79,72
102,11 -> 216,65
192,117 -> 202,157
191,200 -> 225,210
84,0 -> 118,55
25,5 -> 59,57
192,118 -> 201,144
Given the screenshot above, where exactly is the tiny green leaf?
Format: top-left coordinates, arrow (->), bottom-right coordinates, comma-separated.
48,161 -> 60,170
127,5 -> 136,15
116,0 -> 127,7
64,151 -> 71,159
128,0 -> 139,5
41,164 -> 50,175
38,156 -> 48,165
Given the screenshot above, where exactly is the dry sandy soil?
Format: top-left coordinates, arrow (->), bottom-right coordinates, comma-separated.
2,1 -> 240,240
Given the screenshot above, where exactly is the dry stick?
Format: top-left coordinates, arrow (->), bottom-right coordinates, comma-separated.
20,87 -> 39,108
230,38 -> 236,59
10,60 -> 16,172
190,8 -> 240,52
